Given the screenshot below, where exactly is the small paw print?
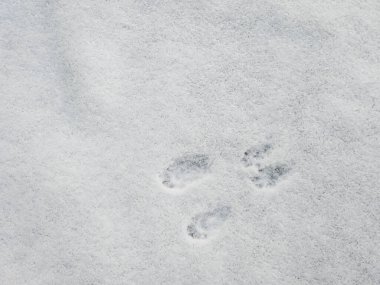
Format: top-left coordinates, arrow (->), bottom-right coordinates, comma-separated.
160,154 -> 211,189
242,144 -> 291,188
186,206 -> 231,241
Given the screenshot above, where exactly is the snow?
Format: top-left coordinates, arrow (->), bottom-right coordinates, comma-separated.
1,0 -> 379,284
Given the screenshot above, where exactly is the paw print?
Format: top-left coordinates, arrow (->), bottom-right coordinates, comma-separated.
186,206 -> 231,240
242,144 -> 291,188
160,154 -> 211,189
157,143 -> 292,244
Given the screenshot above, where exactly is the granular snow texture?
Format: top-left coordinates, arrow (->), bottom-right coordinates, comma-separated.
1,1 -> 379,284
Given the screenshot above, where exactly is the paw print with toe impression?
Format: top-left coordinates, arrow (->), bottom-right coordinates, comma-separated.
156,143 -> 292,244
242,144 -> 291,189
186,206 -> 231,241
159,154 -> 211,191
241,143 -> 272,167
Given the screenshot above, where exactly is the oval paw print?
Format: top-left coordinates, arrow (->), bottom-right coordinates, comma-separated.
160,154 -> 211,189
186,206 -> 231,240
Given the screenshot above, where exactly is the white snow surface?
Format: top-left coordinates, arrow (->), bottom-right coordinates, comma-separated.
1,0 -> 380,284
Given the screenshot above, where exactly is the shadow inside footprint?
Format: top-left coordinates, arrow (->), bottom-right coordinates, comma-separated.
250,163 -> 290,188
242,144 -> 272,167
161,154 -> 211,189
187,206 -> 231,240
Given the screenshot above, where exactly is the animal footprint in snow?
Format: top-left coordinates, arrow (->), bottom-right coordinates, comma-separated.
242,144 -> 291,188
187,206 -> 231,240
250,163 -> 290,188
160,154 -> 211,189
241,143 -> 272,167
